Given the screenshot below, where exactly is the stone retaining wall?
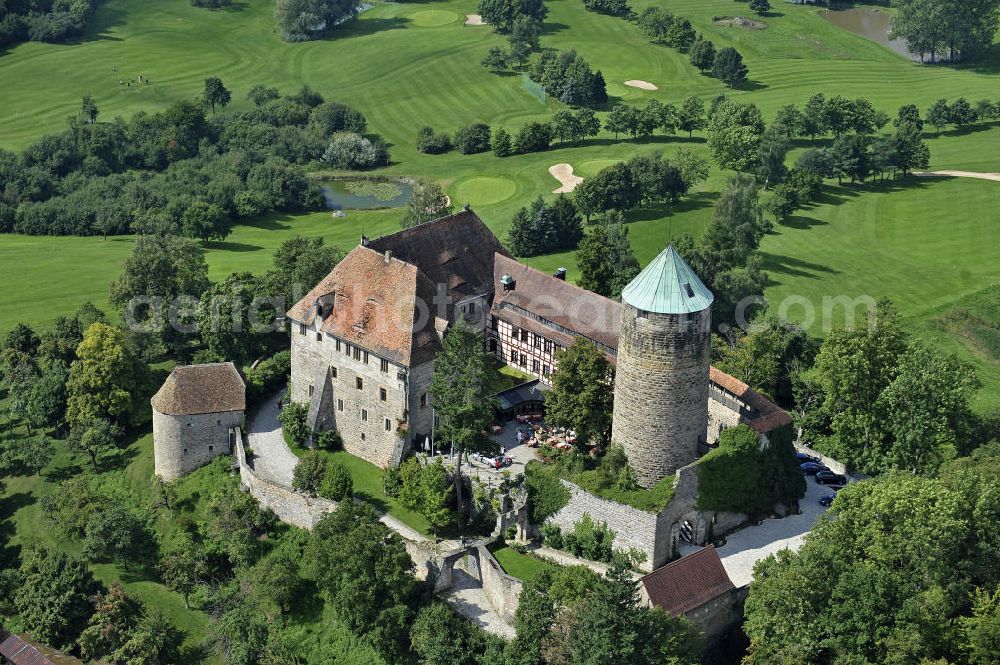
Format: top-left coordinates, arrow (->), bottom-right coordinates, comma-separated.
233,428 -> 338,529
476,544 -> 524,624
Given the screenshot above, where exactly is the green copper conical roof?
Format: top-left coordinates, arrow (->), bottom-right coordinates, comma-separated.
621,245 -> 714,314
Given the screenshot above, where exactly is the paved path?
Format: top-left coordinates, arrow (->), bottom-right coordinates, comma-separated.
245,393 -> 299,487
711,475 -> 835,587
915,170 -> 1000,182
442,568 -> 516,638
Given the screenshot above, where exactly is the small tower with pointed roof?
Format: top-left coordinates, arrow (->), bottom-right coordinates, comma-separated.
611,246 -> 714,487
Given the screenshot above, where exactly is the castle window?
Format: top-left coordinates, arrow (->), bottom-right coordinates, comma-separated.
380,388 -> 387,401
489,339 -> 497,352
183,448 -> 188,454
511,326 -> 519,338
217,420 -> 222,425
520,329 -> 529,342
361,433 -> 366,441
309,385 -> 314,397
544,340 -> 552,354
510,349 -> 518,363
543,364 -> 550,376
356,377 -> 363,390
344,343 -> 351,356
384,418 -> 391,431
336,339 -> 341,352
491,317 -> 498,331
380,359 -> 389,373
420,393 -> 427,407
532,359 -> 540,373
467,301 -> 476,314
361,409 -> 368,422
299,323 -> 306,335
533,334 -> 541,349
331,367 -> 337,378
519,353 -> 527,367
316,332 -> 322,342
208,446 -> 214,452
338,399 -> 344,412
353,347 -> 361,361
363,351 -> 369,364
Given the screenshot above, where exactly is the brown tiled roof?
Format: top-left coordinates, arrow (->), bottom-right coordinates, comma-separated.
0,630 -> 83,665
367,209 -> 509,303
151,362 -> 246,416
708,367 -> 793,434
641,547 -> 735,616
492,254 -> 622,352
286,246 -> 444,367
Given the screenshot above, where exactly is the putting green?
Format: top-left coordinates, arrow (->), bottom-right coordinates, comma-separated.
409,10 -> 459,27
452,176 -> 518,205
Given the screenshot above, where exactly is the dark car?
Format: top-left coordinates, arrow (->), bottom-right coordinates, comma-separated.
800,462 -> 828,475
816,470 -> 848,485
797,452 -> 821,464
819,494 -> 836,507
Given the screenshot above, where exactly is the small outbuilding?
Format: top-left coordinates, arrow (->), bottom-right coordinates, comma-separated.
0,628 -> 83,664
152,362 -> 246,481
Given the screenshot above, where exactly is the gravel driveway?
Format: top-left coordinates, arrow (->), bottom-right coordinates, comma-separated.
245,392 -> 300,487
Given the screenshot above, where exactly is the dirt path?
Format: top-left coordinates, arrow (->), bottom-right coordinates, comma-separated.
915,170 -> 1000,182
549,163 -> 583,193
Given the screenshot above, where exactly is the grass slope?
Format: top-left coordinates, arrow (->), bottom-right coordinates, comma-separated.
0,0 -> 998,405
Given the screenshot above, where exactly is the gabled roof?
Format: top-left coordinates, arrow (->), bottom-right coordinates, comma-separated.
492,254 -> 621,353
641,547 -> 735,616
0,630 -> 83,665
151,362 -> 246,416
621,245 -> 713,314
286,245 -> 444,367
366,209 -> 510,302
709,367 -> 794,434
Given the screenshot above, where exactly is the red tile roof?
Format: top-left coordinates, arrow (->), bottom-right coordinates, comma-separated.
641,547 -> 735,616
709,367 -> 793,434
367,209 -> 510,302
151,362 -> 246,416
287,245 -> 444,367
0,631 -> 83,665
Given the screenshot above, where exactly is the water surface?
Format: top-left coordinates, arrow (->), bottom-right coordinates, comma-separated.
320,179 -> 414,210
821,7 -> 921,61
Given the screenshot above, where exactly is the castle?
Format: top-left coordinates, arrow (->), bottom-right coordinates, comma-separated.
283,209 -> 790,482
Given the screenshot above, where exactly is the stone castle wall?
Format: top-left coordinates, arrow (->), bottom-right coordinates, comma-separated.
153,408 -> 243,481
707,392 -> 744,444
547,480 -> 662,570
611,304 -> 711,487
476,544 -> 524,624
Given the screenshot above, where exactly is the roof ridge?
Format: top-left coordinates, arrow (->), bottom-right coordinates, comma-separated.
495,253 -> 619,303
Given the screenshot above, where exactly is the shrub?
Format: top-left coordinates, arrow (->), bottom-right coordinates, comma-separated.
314,428 -> 342,450
566,513 -> 615,562
454,123 -> 492,154
541,523 -> 563,549
319,460 -> 353,500
278,402 -> 310,446
492,127 -> 513,157
322,133 -> 389,169
308,102 -> 368,137
513,121 -> 552,154
582,0 -> 629,17
383,465 -> 402,497
416,126 -> 453,154
292,452 -> 327,495
524,462 -> 570,522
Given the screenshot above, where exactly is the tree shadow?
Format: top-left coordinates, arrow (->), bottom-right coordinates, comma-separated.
758,251 -> 840,280
202,241 -> 265,253
779,214 -> 828,230
336,16 -> 412,40
540,21 -> 571,36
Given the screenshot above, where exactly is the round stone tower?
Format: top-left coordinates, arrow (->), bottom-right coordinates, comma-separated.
611,245 -> 714,488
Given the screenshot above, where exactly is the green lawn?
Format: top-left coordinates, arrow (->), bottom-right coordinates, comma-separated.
0,0 -> 999,409
489,544 -> 558,582
286,444 -> 434,536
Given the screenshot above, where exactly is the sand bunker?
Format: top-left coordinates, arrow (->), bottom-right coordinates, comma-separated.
624,79 -> 657,91
465,14 -> 484,25
549,164 -> 584,194
915,170 -> 1000,182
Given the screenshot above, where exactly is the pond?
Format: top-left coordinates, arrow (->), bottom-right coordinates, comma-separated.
821,7 -> 921,61
320,178 -> 414,210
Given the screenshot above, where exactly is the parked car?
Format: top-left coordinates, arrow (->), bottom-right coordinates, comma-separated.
800,462 -> 828,475
796,452 -> 821,464
819,494 -> 836,507
816,470 -> 848,485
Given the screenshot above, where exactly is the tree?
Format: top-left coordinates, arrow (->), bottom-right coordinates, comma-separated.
274,0 -> 364,40
26,358 -> 69,431
114,609 -> 184,665
247,84 -> 280,107
15,546 -> 99,650
757,124 -> 790,187
707,100 -> 765,172
411,601 -> 492,665
21,436 -> 54,475
249,548 -> 303,613
963,586 -> 1000,665
573,162 -> 641,217
712,47 -> 748,88
551,109 -> 582,144
3,322 -> 40,355
546,339 -> 614,448
603,105 -> 634,140
66,323 -> 149,429
401,181 -> 451,228
319,458 -> 353,500
767,182 -> 800,223
80,95 -> 98,124
416,126 -> 453,154
895,103 -> 925,131
159,536 -> 207,608
279,401 -> 310,446
513,121 -> 552,153
202,77 -> 232,114
83,503 -> 151,571
270,235 -> 344,300
576,213 -> 640,298
419,458 -> 453,535
78,583 -> 143,662
801,92 -> 828,140
322,132 -> 389,169
182,200 -> 231,241
307,502 -> 419,661
674,147 -> 710,190
750,0 -> 770,15
454,122 -> 492,154
68,418 -> 122,471
950,97 -> 979,126
108,234 -> 210,351
292,451 -> 328,495
507,206 -> 536,257
482,46 -> 509,72
891,121 -> 930,175
774,104 -> 804,137
703,173 -> 765,265
492,127 -> 513,156
927,98 -> 952,133
689,38 -> 716,72
678,96 -> 706,138
508,570 -> 556,665
429,319 -> 496,527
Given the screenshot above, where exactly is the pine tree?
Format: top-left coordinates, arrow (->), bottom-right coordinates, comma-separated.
551,195 -> 584,250
507,206 -> 537,256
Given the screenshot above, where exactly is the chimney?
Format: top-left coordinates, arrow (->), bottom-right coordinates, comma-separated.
360,235 -> 370,247
500,274 -> 515,292
554,267 -> 567,281
384,250 -> 392,264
